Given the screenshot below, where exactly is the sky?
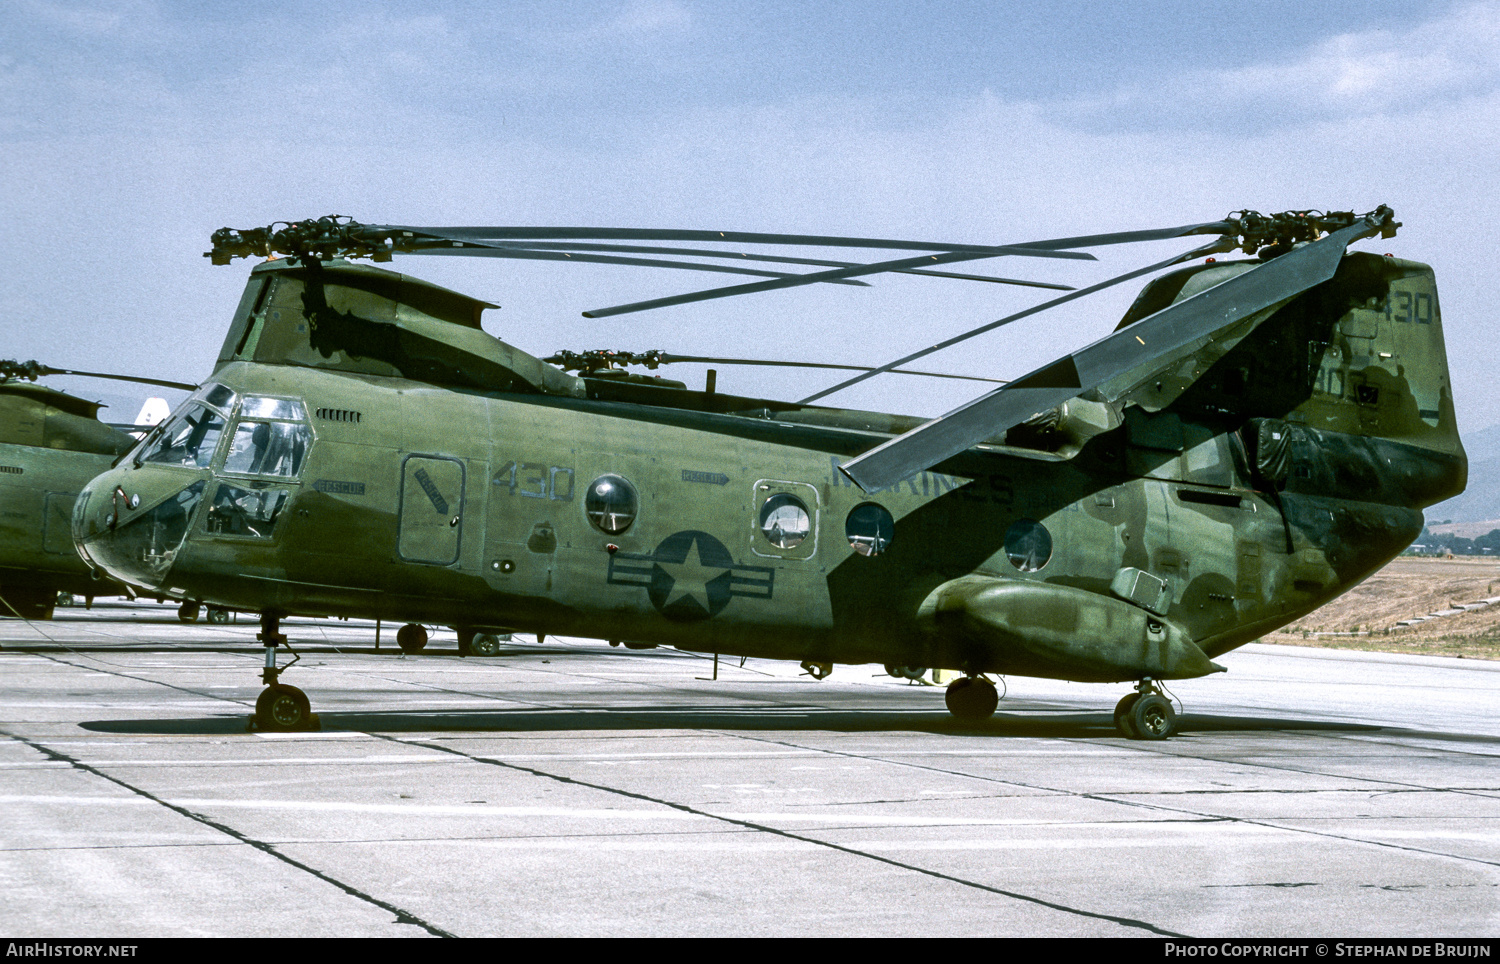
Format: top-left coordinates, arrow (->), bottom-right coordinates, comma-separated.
3,0 -> 1498,435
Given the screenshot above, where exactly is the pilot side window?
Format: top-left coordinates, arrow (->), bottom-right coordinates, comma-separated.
221,396 -> 311,479
223,420 -> 309,477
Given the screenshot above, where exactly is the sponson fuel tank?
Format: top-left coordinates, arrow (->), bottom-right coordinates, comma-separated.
918,575 -> 1223,682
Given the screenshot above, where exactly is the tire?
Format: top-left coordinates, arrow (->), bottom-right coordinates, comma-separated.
177,602 -> 200,623
396,623 -> 428,654
1114,693 -> 1142,738
206,606 -> 230,624
255,684 -> 311,731
1127,693 -> 1176,740
945,676 -> 998,721
470,633 -> 505,657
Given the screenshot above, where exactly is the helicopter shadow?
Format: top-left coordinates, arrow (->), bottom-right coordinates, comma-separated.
77,707 -> 1389,740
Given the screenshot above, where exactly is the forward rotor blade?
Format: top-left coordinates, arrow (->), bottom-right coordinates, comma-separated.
839,214 -> 1389,492
407,243 -> 869,286
655,354 -> 1007,385
373,224 -> 1102,259
798,241 -> 1230,406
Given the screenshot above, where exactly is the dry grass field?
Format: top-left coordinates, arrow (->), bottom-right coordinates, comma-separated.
1260,555 -> 1500,659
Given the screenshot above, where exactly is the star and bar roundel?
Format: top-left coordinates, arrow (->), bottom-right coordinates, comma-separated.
606,530 -> 775,622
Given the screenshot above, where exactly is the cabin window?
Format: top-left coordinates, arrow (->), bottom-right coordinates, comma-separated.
845,503 -> 894,556
585,475 -> 638,533
1005,518 -> 1052,572
206,483 -> 290,539
141,405 -> 226,468
759,494 -> 810,549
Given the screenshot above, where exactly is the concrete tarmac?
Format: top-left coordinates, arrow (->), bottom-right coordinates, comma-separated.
1,602 -> 1497,938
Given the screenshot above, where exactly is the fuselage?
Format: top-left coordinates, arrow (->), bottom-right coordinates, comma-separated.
71,360 -> 1451,680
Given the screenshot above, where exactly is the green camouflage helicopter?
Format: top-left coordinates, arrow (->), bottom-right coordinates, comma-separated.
0,361 -> 195,619
72,206 -> 1465,737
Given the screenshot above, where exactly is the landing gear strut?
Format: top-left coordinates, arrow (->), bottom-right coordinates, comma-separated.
1114,679 -> 1176,739
249,613 -> 318,732
800,660 -> 832,679
945,675 -> 999,722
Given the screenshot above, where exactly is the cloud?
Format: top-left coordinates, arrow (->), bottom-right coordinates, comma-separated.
1060,0 -> 1500,131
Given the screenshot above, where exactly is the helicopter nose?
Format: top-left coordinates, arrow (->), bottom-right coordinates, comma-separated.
74,467 -> 208,592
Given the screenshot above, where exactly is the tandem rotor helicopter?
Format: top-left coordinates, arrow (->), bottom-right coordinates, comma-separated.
71,206 -> 1464,738
0,360 -> 194,620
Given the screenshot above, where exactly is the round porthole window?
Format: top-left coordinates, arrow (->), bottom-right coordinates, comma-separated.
759,493 -> 810,549
585,475 -> 638,534
1004,518 -> 1052,572
845,503 -> 894,556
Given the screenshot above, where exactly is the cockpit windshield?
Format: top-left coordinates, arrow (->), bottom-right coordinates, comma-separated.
128,383 -> 238,467
141,404 -> 227,468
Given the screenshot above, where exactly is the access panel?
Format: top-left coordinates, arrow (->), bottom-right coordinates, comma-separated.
399,455 -> 465,565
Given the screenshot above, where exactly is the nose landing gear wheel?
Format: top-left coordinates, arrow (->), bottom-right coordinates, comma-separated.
800,661 -> 832,679
253,684 -> 318,732
945,676 -> 999,722
396,623 -> 429,654
206,606 -> 230,624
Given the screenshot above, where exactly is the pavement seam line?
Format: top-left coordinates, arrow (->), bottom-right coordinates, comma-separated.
0,730 -> 457,938
382,733 -> 1188,938
719,731 -> 1500,870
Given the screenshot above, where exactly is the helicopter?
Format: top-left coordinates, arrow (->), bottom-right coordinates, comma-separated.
0,361 -> 196,620
71,206 -> 1464,738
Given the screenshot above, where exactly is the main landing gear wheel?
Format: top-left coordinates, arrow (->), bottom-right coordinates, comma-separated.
177,601 -> 200,623
1127,694 -> 1176,740
396,623 -> 428,654
206,606 -> 230,624
253,684 -> 317,732
1114,682 -> 1177,740
945,676 -> 998,722
1113,693 -> 1142,736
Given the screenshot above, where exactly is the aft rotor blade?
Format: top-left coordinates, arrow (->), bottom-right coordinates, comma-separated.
798,241 -> 1230,406
466,241 -> 1074,291
656,354 -> 1008,385
839,215 -> 1388,492
580,248 -> 1082,319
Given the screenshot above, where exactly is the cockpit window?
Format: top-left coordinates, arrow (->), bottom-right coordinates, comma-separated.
207,483 -> 290,539
240,396 -> 306,420
223,421 -> 309,477
202,384 -> 237,412
141,405 -> 226,468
